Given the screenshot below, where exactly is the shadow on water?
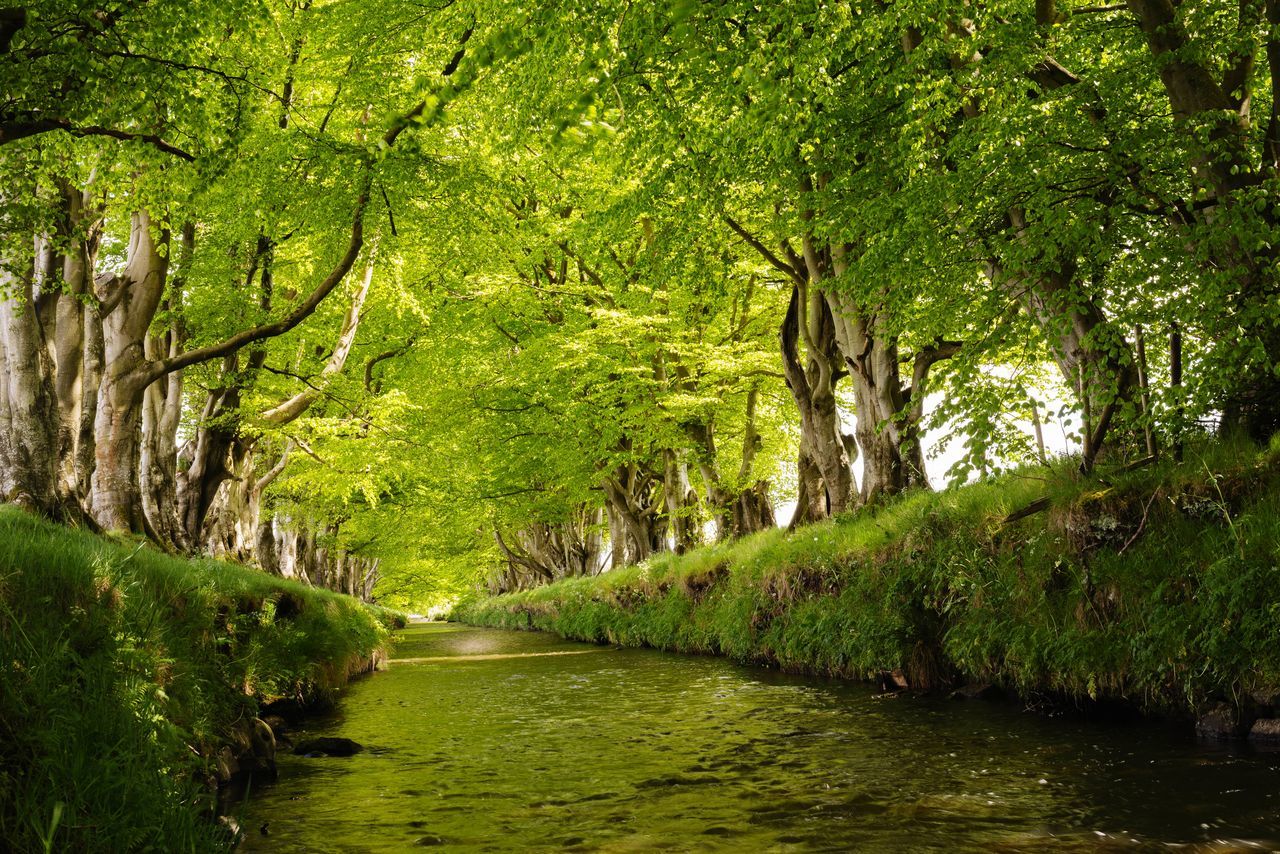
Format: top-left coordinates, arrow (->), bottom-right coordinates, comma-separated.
233,624 -> 1280,852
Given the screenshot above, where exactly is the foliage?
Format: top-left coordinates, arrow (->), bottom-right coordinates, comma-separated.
6,0 -> 1280,604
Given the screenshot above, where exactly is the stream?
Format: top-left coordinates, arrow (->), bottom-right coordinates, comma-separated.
234,623 -> 1280,851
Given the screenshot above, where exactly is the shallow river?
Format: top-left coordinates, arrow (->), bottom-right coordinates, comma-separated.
236,623 -> 1280,852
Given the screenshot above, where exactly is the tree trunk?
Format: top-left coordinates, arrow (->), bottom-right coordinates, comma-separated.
779,284 -> 856,521
733,481 -> 775,534
0,252 -> 61,513
498,505 -> 606,582
606,502 -> 628,569
202,439 -> 258,562
689,386 -> 775,539
91,371 -> 150,532
256,515 -> 280,574
603,460 -> 667,565
140,223 -> 191,547
140,359 -> 183,546
915,17 -> 1134,467
727,202 -> 929,519
184,251 -> 372,554
90,211 -> 168,532
825,289 -> 920,503
179,373 -> 247,549
361,559 -> 380,600
77,299 -> 103,502
662,449 -> 700,554
986,209 -> 1135,469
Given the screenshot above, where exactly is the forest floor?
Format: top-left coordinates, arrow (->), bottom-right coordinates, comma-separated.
0,507 -> 401,852
455,438 -> 1280,737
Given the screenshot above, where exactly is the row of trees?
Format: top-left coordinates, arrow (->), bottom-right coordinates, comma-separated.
410,0 -> 1280,596
2,0 -> 1277,605
0,0 -> 492,594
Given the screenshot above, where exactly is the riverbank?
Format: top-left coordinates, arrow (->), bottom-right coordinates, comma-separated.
455,440 -> 1280,734
0,506 -> 399,852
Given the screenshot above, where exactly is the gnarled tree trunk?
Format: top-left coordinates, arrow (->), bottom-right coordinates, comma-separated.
492,508 -> 605,592
140,223 -> 192,548
191,252 -> 372,560
602,458 -> 668,566
778,282 -> 856,522
90,210 -> 168,532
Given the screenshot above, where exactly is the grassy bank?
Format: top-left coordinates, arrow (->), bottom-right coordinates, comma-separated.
455,441 -> 1280,719
0,507 -> 396,852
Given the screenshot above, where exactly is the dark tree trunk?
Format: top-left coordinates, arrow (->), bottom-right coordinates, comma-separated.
779,284 -> 856,520
603,459 -> 668,566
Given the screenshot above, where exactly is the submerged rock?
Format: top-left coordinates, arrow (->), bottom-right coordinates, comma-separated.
413,834 -> 447,846
950,683 -> 1002,702
1195,702 -> 1245,740
293,736 -> 364,757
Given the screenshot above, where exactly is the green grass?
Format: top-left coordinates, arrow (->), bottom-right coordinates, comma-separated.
455,439 -> 1280,715
0,507 -> 395,853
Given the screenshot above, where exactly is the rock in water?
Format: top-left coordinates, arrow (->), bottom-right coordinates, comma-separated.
414,834 -> 447,846
876,670 -> 909,693
1248,718 -> 1280,744
293,736 -> 364,757
251,718 -> 277,772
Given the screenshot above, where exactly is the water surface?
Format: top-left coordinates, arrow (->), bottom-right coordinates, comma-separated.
236,623 -> 1280,851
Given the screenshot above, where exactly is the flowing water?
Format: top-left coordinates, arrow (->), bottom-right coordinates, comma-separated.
235,623 -> 1280,852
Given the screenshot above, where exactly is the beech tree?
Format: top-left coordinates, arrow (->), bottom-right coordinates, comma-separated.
4,0 -> 1278,606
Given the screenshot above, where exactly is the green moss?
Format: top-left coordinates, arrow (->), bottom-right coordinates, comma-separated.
455,441 -> 1280,715
0,507 -> 391,853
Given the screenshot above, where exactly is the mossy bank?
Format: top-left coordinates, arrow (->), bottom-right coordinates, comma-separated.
0,506 -> 400,852
455,441 -> 1280,731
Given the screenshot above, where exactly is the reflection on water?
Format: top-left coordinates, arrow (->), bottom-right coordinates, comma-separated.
235,624 -> 1280,852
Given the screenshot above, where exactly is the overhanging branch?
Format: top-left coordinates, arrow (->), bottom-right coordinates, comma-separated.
724,215 -> 806,287
0,117 -> 196,161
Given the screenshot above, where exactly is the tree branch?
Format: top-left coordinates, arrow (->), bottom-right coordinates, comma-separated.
259,250 -> 375,425
254,441 -> 293,494
382,21 -> 474,148
724,215 -> 806,286
363,336 -> 416,391
148,168 -> 373,382
0,117 -> 195,161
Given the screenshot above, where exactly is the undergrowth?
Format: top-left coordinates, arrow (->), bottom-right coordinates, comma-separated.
0,507 -> 395,852
455,439 -> 1280,716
